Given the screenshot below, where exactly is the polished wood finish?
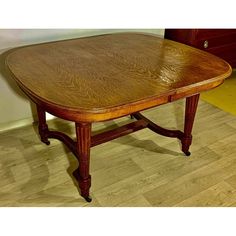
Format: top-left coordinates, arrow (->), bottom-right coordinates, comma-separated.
132,95 -> 199,156
36,105 -> 50,145
37,105 -> 77,156
165,29 -> 236,68
6,33 -> 232,202
7,33 -> 231,122
132,112 -> 183,139
74,123 -> 92,202
91,119 -> 148,147
181,94 -> 200,156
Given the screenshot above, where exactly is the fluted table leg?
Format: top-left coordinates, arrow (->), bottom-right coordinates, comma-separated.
181,94 -> 200,156
36,105 -> 50,145
73,122 -> 92,202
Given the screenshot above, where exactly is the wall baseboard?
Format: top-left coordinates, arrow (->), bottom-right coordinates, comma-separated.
0,117 -> 36,133
0,113 -> 55,133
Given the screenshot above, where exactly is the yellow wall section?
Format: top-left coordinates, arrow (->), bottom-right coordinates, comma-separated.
201,70 -> 236,116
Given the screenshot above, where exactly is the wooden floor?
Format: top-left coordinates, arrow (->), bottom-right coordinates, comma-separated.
1,98 -> 236,207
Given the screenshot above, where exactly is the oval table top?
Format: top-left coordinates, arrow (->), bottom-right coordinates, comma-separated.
6,33 -> 232,122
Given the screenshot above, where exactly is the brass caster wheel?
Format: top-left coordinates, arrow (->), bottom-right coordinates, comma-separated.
84,196 -> 92,202
184,151 -> 191,156
42,139 -> 50,145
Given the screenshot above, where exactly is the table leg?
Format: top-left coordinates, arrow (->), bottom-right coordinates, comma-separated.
73,122 -> 92,202
36,105 -> 50,145
181,94 -> 200,156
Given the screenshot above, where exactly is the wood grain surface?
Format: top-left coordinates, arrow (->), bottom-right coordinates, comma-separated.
6,33 -> 232,122
4,32 -> 233,203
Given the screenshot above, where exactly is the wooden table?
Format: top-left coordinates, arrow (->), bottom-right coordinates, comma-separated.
6,33 -> 232,202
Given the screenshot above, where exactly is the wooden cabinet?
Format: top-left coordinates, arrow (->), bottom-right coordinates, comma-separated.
165,29 -> 236,68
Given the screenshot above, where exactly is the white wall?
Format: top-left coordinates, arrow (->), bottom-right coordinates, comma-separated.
0,29 -> 164,131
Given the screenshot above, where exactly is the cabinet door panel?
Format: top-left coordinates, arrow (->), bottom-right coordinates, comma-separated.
165,29 -> 236,68
194,32 -> 236,50
194,29 -> 235,40
165,29 -> 198,45
208,43 -> 236,67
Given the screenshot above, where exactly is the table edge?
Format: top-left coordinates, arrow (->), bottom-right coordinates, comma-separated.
5,33 -> 233,122
10,67 -> 231,123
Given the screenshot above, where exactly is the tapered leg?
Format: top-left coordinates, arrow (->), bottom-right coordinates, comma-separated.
181,94 -> 200,156
73,122 -> 92,202
36,105 -> 50,145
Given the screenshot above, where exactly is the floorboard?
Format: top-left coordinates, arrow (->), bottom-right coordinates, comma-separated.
0,99 -> 236,206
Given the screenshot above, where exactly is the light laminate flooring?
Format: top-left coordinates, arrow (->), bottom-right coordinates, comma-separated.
0,98 -> 236,207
